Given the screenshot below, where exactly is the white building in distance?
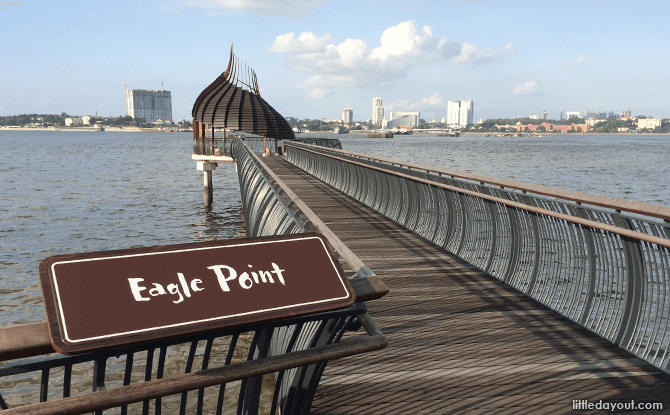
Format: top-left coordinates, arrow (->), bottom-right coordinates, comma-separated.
342,108 -> 353,124
529,111 -> 548,120
372,97 -> 384,127
126,89 -> 173,122
638,118 -> 662,130
447,100 -> 474,128
64,117 -> 84,126
388,111 -> 420,128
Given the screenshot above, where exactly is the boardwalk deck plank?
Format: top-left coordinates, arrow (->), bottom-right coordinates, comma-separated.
261,156 -> 670,414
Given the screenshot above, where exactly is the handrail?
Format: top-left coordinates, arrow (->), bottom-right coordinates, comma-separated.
286,142 -> 670,249
0,310 -> 385,414
284,140 -> 670,374
0,271 -> 387,363
289,142 -> 670,221
232,141 -> 385,283
250,149 -> 374,278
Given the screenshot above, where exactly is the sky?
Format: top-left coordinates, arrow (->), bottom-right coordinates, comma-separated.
1,0 -> 669,123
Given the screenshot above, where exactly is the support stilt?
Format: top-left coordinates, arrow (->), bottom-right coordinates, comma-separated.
204,169 -> 213,208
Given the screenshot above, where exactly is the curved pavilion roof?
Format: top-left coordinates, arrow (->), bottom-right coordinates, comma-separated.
192,46 -> 295,140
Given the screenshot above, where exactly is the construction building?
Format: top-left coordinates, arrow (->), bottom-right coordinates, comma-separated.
125,89 -> 173,123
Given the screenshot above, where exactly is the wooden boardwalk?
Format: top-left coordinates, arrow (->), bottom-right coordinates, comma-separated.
263,157 -> 670,414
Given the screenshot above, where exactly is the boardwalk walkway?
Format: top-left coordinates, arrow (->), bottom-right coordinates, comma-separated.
263,156 -> 670,414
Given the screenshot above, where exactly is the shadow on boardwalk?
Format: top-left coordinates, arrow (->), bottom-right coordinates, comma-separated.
264,157 -> 670,415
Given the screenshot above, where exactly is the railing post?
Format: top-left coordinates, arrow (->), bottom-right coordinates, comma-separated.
479,187 -> 499,275
612,214 -> 646,348
574,205 -> 598,326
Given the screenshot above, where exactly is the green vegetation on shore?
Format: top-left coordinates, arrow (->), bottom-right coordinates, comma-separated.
0,113 -> 193,129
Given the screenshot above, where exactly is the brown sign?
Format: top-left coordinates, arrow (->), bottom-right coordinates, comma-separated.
39,233 -> 354,354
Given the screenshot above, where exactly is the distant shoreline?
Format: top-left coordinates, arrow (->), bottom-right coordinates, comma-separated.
2,127 -> 668,135
0,127 -> 191,132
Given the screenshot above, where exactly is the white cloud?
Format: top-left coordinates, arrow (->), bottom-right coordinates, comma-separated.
184,0 -> 329,16
271,21 -> 484,92
451,42 -> 514,64
308,87 -> 328,99
415,92 -> 443,107
369,21 -> 459,62
566,55 -> 587,66
386,93 -> 445,113
513,80 -> 539,96
269,32 -> 332,53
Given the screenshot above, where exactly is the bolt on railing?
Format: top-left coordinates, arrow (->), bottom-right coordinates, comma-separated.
284,141 -> 670,374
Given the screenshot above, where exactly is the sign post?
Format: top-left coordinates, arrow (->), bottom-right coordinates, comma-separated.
39,233 -> 354,354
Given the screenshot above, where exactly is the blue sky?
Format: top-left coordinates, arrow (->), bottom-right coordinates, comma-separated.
1,0 -> 668,122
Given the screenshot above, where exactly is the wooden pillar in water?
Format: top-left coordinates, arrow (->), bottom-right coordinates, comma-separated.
204,169 -> 213,208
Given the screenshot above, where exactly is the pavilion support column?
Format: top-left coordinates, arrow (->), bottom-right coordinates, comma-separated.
204,170 -> 213,208
197,161 -> 216,209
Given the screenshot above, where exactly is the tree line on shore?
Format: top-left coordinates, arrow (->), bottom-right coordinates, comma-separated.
3,113 -> 668,133
286,116 -> 670,133
0,113 -> 193,128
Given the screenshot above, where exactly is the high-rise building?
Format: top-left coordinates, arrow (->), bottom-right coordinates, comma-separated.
389,111 -> 420,127
125,89 -> 173,122
372,97 -> 384,127
342,108 -> 353,124
447,100 -> 474,127
621,109 -> 632,117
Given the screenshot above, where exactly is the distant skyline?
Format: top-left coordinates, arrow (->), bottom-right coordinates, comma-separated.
1,0 -> 669,123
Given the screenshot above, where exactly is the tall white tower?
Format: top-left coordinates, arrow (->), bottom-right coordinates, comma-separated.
372,98 -> 384,127
447,100 -> 474,128
342,108 -> 353,124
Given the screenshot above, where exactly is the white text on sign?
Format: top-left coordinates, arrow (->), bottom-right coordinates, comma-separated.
127,263 -> 286,304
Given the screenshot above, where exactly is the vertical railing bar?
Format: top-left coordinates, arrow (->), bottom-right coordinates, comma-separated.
236,330 -> 262,415
282,320 -> 328,414
142,348 -> 155,415
270,323 -> 305,415
39,368 -> 49,403
197,338 -> 215,415
62,363 -> 72,399
92,357 -> 107,415
299,316 -> 353,414
154,346 -> 167,415
121,353 -> 134,415
179,341 -> 199,415
216,334 -> 239,415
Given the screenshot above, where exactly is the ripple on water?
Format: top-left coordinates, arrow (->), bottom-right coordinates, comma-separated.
0,131 -> 244,327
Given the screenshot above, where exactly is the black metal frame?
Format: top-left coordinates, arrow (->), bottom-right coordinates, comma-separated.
0,304 -> 383,414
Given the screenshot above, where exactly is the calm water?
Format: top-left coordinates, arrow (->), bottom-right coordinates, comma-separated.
0,131 -> 244,327
340,133 -> 670,206
1,131 -> 669,327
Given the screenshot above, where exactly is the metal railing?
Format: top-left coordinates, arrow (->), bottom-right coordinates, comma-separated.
285,138 -> 342,149
231,138 -> 388,409
0,307 -> 382,414
284,141 -> 670,373
193,137 -> 281,157
0,140 -> 388,414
